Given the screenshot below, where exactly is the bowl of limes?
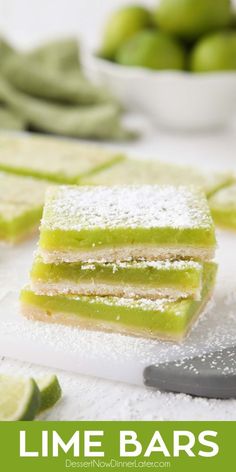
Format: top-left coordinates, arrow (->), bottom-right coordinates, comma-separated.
85,0 -> 236,131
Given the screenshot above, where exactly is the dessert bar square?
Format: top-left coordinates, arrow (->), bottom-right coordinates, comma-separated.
39,185 -> 216,263
0,134 -> 123,184
30,256 -> 203,300
0,172 -> 50,243
209,183 -> 236,230
82,159 -> 232,197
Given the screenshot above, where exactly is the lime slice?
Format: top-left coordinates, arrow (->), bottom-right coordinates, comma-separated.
0,375 -> 41,421
36,375 -> 62,412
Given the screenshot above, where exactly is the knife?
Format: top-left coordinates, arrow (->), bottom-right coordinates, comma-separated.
144,346 -> 236,399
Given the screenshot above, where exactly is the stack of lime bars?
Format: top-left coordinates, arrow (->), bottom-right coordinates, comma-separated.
21,184 -> 217,342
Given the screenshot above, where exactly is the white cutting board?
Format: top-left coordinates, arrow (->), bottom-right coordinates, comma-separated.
0,228 -> 236,387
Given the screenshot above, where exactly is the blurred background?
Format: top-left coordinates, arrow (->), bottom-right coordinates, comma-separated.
0,0 -> 235,167
0,0 -> 154,49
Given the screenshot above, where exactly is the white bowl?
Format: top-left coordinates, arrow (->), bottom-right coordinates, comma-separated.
84,53 -> 236,131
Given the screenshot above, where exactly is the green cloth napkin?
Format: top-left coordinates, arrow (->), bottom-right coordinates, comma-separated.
2,55 -> 111,105
0,37 -> 133,140
0,76 -> 132,140
29,38 -> 81,70
0,107 -> 26,130
0,38 -> 15,65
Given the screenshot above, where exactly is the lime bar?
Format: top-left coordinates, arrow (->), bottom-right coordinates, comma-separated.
0,172 -> 50,243
209,184 -> 236,230
0,134 -> 123,184
39,185 -> 216,263
20,262 -> 217,342
31,255 -> 203,300
82,159 -> 232,197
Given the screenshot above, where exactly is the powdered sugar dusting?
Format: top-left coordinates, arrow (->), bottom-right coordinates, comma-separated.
0,220 -> 234,397
80,260 -> 202,272
42,185 -> 214,232
68,293 -> 176,312
0,172 -> 50,221
0,135 -> 118,179
1,278 -> 235,370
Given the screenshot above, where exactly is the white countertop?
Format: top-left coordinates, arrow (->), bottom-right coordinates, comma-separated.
1,356 -> 236,421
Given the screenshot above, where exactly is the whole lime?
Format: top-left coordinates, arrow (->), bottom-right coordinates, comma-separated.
100,5 -> 152,60
155,0 -> 232,39
116,30 -> 186,70
190,31 -> 236,72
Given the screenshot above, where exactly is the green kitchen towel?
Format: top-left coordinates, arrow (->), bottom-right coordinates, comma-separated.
0,38 -> 15,67
0,37 -> 133,140
0,107 -> 26,130
0,76 -> 132,140
29,37 -> 81,70
2,43 -> 111,105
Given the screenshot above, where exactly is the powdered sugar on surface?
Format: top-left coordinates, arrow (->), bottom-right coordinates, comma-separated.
42,185 -> 213,231
0,230 -> 235,420
1,357 -> 236,421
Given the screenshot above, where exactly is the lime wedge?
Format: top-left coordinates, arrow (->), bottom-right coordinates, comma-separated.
36,375 -> 62,412
0,375 -> 41,421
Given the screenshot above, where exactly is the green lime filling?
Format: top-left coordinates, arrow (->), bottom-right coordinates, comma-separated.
31,257 -> 203,292
39,226 -> 216,252
82,159 -> 232,198
211,208 -> 236,229
21,262 -> 217,336
0,206 -> 43,242
209,184 -> 236,230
